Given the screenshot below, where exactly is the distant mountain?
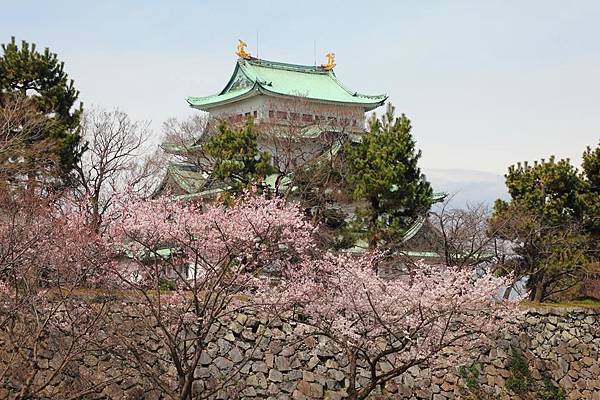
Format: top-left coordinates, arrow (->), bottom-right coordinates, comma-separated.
423,168 -> 509,209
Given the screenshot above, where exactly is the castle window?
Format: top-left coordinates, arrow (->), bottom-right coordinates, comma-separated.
269,110 -> 275,118
253,111 -> 257,118
276,111 -> 287,119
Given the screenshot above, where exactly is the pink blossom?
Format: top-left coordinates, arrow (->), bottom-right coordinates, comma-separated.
266,253 -> 524,398
105,190 -> 316,289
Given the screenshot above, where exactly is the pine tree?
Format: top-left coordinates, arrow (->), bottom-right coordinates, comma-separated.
202,118 -> 274,196
0,37 -> 82,184
345,103 -> 432,246
491,147 -> 600,302
581,142 -> 600,245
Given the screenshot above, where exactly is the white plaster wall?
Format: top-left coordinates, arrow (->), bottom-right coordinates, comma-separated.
209,96 -> 271,121
208,95 -> 366,132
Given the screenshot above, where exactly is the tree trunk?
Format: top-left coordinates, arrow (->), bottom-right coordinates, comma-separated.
90,194 -> 101,233
346,349 -> 358,400
368,197 -> 380,250
531,272 -> 547,302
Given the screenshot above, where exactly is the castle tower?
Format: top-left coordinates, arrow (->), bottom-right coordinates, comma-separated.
159,43 -> 387,199
186,43 -> 386,133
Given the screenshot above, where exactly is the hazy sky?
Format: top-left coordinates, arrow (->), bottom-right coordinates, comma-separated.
2,0 -> 599,174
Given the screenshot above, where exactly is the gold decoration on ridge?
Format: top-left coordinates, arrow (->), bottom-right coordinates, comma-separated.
322,52 -> 336,70
235,39 -> 251,59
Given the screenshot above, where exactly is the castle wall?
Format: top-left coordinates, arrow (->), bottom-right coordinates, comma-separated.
10,304 -> 599,400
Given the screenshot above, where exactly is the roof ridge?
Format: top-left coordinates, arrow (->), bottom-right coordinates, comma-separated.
241,57 -> 328,74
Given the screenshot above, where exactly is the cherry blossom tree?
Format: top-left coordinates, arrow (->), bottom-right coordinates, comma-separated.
103,191 -> 315,399
0,190 -> 113,399
272,253 -> 523,400
0,185 -> 524,399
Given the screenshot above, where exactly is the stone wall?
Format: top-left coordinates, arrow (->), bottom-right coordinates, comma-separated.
5,304 -> 599,400
426,307 -> 600,400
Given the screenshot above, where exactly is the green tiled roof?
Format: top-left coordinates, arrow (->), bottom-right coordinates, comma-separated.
432,192 -> 447,202
166,163 -> 208,194
346,191 -> 447,254
188,87 -> 255,109
166,166 -> 293,201
187,57 -> 386,111
125,247 -> 175,261
400,192 -> 446,242
161,140 -> 201,155
401,215 -> 428,243
404,251 -> 441,258
174,187 -> 228,201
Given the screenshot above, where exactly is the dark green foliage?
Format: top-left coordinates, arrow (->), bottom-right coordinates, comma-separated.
540,372 -> 565,400
581,142 -> 600,240
582,142 -> 600,190
345,103 -> 432,246
505,348 -> 533,394
159,279 -> 176,292
458,364 -> 480,390
500,156 -> 583,224
503,350 -> 565,399
290,149 -> 347,228
320,207 -> 347,229
491,144 -> 600,301
0,36 -> 82,181
203,118 -> 274,195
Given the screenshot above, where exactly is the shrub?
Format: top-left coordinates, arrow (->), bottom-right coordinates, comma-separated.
506,347 -> 533,394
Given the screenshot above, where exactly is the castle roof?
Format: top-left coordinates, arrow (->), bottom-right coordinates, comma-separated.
187,57 -> 387,111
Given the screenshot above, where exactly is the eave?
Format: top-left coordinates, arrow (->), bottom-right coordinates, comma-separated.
255,84 -> 386,111
187,82 -> 386,112
186,83 -> 261,111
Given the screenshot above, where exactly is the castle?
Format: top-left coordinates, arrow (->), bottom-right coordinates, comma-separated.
158,41 -> 444,261
160,40 -> 387,200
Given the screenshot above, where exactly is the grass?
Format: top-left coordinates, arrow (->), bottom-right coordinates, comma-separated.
45,288 -> 600,308
522,299 -> 600,309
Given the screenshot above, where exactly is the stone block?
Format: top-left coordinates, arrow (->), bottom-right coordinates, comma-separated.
285,370 -> 303,381
269,369 -> 284,382
306,356 -> 319,370
275,355 -> 291,371
253,361 -> 268,373
229,346 -> 243,363
213,356 -> 233,371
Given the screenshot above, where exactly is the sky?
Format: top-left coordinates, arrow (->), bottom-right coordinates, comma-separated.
2,0 -> 599,175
